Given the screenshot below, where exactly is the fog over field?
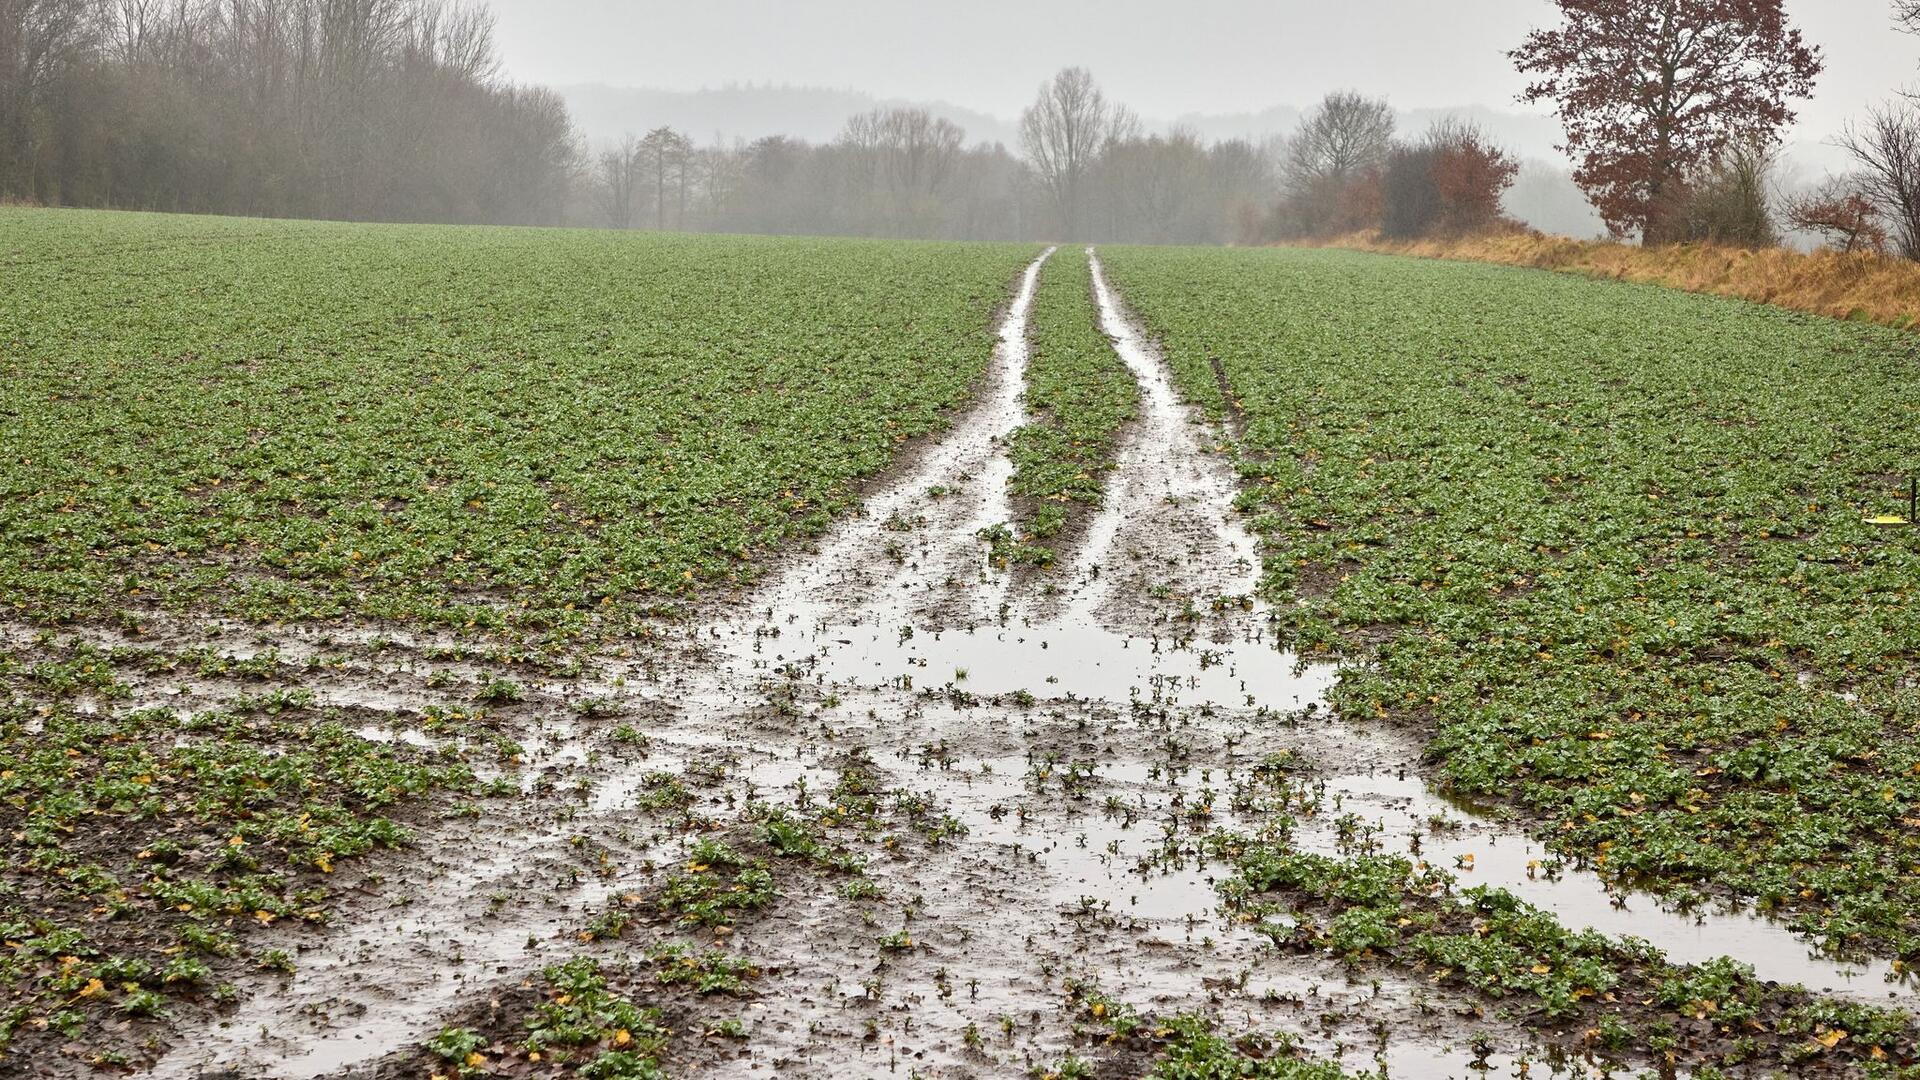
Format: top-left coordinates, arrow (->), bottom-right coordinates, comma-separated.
6,0 -> 1915,241
491,0 -> 1912,238
488,0 -> 1905,146
501,2 -> 1908,154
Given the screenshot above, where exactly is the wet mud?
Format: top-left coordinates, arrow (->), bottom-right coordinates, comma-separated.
11,250 -> 1914,1080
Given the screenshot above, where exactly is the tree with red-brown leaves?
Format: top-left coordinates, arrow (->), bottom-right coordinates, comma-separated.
1381,121 -> 1521,239
1510,0 -> 1822,243
1429,123 -> 1522,235
1784,176 -> 1888,254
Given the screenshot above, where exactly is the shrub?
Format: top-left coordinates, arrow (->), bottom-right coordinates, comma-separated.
1381,121 -> 1519,239
1660,141 -> 1778,248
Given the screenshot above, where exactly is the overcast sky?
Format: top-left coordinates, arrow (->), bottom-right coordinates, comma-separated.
485,0 -> 1915,142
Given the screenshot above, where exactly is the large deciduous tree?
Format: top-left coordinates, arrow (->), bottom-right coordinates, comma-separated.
1283,91 -> 1395,192
639,126 -> 691,230
1020,67 -> 1135,240
1510,0 -> 1822,242
1272,91 -> 1395,238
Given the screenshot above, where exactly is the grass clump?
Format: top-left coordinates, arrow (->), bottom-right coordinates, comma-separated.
1209,833 -> 1914,1072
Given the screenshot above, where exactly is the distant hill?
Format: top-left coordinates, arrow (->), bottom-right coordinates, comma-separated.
558,83 -> 1022,149
560,83 -> 1582,159
1167,105 -> 1302,144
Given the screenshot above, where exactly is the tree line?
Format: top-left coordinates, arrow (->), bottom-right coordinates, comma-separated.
0,3 -> 1279,242
584,95 -> 1279,244
1,0 -> 575,223
8,0 -> 1920,258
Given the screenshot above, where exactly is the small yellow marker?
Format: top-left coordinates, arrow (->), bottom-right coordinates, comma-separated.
1865,476 -> 1917,527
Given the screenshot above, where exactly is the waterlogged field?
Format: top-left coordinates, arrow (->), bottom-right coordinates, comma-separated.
1103,245 -> 1920,964
0,209 -> 1033,641
0,209 -> 1036,1075
8,210 -> 1920,1080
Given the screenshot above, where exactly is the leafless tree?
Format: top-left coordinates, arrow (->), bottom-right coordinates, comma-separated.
1666,139 -> 1780,248
1266,91 -> 1396,237
692,141 -> 743,225
107,0 -> 162,66
400,0 -> 499,82
1020,67 -> 1129,240
1283,91 -> 1395,191
838,106 -> 965,235
1100,128 -> 1207,243
1838,103 -> 1920,258
595,132 -> 640,229
878,109 -> 962,198
1203,137 -> 1281,243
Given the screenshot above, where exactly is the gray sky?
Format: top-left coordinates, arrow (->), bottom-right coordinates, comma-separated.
486,0 -> 1916,143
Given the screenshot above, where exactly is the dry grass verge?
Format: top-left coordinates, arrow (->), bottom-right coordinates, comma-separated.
1321,229 -> 1920,330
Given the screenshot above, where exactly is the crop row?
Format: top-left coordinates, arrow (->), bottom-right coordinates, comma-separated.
991,246 -> 1138,567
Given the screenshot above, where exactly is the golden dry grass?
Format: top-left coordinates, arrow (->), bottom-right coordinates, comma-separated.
1321,230 -> 1920,331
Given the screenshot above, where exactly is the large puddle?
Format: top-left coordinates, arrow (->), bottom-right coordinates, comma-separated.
727,608 -> 1918,1004
734,618 -> 1333,710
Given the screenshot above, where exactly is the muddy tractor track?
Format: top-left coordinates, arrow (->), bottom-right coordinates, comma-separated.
9,250 -> 1913,1080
